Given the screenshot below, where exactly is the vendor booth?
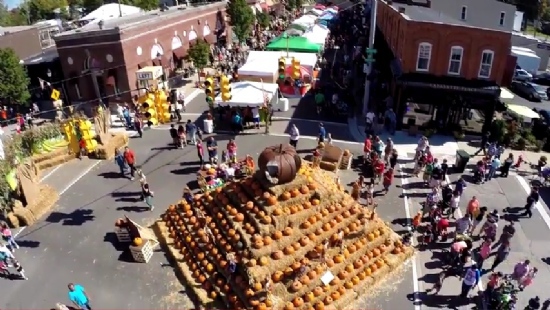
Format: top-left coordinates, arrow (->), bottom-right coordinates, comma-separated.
307,8 -> 323,16
506,103 -> 540,122
318,11 -> 336,26
238,51 -> 318,83
302,24 -> 330,45
291,15 -> 317,29
266,36 -> 322,53
214,81 -> 287,111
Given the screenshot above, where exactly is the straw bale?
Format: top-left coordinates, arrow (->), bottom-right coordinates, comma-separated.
321,145 -> 343,163
32,147 -> 69,164
319,161 -> 338,172
95,133 -> 129,160
11,202 -> 36,227
6,212 -> 20,228
25,185 -> 59,223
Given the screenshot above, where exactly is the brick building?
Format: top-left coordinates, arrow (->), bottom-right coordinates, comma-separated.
375,0 -> 512,131
0,26 -> 44,60
53,2 -> 228,105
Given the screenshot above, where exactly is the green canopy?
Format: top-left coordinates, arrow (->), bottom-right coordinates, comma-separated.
266,36 -> 322,53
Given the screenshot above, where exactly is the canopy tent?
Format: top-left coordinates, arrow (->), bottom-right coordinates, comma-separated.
239,51 -> 318,75
291,15 -> 317,28
80,3 -> 141,21
307,8 -> 324,16
266,36 -> 322,53
500,87 -> 515,100
302,24 -> 330,45
507,104 -> 540,119
215,82 -> 279,107
314,4 -> 326,9
286,25 -> 307,34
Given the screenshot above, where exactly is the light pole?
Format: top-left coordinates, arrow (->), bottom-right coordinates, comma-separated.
362,0 -> 378,116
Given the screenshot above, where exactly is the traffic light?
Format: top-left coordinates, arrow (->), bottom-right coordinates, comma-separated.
278,57 -> 286,79
220,75 -> 232,102
204,77 -> 214,103
155,89 -> 170,124
141,95 -> 157,126
292,57 -> 301,80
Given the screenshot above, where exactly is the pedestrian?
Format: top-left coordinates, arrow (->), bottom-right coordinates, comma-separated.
363,135 -> 372,163
122,106 -> 131,128
67,283 -> 92,310
134,113 -> 143,138
114,149 -> 126,177
1,223 -> 19,251
227,139 -> 237,163
177,125 -> 186,148
460,264 -> 480,298
382,168 -> 394,194
474,132 -> 490,156
486,157 -> 501,181
13,259 -> 27,280
511,260 -> 530,283
123,146 -> 137,180
492,221 -> 515,249
475,239 -> 491,269
206,137 -> 218,164
0,242 -> 14,266
185,120 -> 197,145
523,187 -> 540,218
467,196 -> 480,219
501,153 -> 514,177
471,206 -> 488,235
196,139 -> 204,167
289,123 -> 300,148
519,267 -> 537,291
449,190 -> 460,219
142,183 -> 155,211
389,149 -> 398,169
169,124 -> 178,148
318,123 -> 326,145
490,241 -> 510,271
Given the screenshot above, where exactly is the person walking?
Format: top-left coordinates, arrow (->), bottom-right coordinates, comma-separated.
185,120 -> 197,145
289,124 -> 300,148
197,139 -> 204,167
523,187 -> 540,218
1,222 -> 19,251
493,221 -> 515,249
123,146 -> 137,180
475,239 -> 491,269
142,183 -> 155,211
382,168 -> 394,195
474,132 -> 490,156
67,283 -> 92,310
490,241 -> 511,271
114,149 -> 126,177
460,264 -> 480,298
318,123 -> 326,145
206,137 -> 218,164
134,113 -> 143,138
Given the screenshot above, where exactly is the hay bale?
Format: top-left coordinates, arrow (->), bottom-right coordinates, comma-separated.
12,203 -> 37,227
95,133 -> 129,160
6,212 -> 20,228
25,185 -> 59,224
319,161 -> 338,172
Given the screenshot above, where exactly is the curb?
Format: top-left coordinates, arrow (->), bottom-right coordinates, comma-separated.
347,117 -> 365,143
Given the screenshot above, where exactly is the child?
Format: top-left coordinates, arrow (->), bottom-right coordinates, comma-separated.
1,223 -> 19,251
326,133 -> 333,145
450,190 -> 460,219
389,149 -> 398,169
13,260 -> 27,280
221,150 -> 228,163
136,168 -> 146,185
382,168 -> 394,194
365,183 -> 374,205
413,154 -> 426,177
78,138 -> 87,160
412,211 -> 422,231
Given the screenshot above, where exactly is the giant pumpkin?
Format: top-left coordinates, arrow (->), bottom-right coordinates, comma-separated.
258,144 -> 302,184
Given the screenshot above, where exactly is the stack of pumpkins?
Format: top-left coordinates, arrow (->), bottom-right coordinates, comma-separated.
159,147 -> 413,310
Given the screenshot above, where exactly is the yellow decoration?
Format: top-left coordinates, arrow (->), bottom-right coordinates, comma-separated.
220,75 -> 232,102
292,57 -> 301,80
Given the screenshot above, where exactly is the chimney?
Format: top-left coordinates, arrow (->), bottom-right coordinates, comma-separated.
426,0 -> 431,7
398,6 -> 406,13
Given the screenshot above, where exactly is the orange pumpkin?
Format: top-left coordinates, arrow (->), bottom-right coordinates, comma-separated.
293,297 -> 304,307
303,201 -> 312,209
280,191 -> 291,201
367,233 -> 375,241
267,196 -> 277,206
247,259 -> 257,267
259,256 -> 269,266
393,247 -> 402,254
284,246 -> 295,255
338,270 -> 348,279
376,259 -> 384,268
314,302 -> 324,310
304,292 -> 315,302
291,281 -> 303,292
300,185 -> 309,194
273,208 -> 283,216
272,271 -> 284,282
313,286 -> 323,296
324,296 -> 333,305
334,254 -> 344,263
283,227 -> 293,236
311,199 -> 320,206
273,230 -> 283,240
373,248 -> 381,257
272,250 -> 284,260
308,182 -> 317,190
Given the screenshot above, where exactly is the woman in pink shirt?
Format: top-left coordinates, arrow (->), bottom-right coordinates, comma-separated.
1,223 -> 19,251
476,239 -> 491,269
196,140 -> 204,167
227,139 -> 237,163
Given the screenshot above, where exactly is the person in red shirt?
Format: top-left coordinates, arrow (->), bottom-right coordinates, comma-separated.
78,138 -> 87,160
382,168 -> 394,194
123,146 -> 137,180
363,135 -> 372,164
373,158 -> 385,184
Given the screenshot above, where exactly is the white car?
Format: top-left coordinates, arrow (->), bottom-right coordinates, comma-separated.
514,69 -> 533,81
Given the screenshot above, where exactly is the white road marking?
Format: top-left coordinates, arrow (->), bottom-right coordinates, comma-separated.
398,163 -> 422,310
185,89 -> 201,102
515,175 -> 550,230
267,133 -> 361,145
59,160 -> 102,196
40,164 -> 64,182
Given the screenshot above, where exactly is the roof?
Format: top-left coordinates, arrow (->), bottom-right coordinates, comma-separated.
80,3 -> 142,21
391,3 -> 469,26
56,2 -> 225,39
22,47 -> 59,65
0,26 -> 35,35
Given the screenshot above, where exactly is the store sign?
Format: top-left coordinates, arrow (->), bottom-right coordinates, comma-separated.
136,66 -> 163,80
137,72 -> 153,80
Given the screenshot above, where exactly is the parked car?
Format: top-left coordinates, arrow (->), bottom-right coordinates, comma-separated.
532,72 -> 550,86
510,81 -> 548,101
514,69 -> 533,81
538,109 -> 550,124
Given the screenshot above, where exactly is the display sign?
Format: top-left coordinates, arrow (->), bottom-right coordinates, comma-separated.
51,89 -> 60,101
136,66 -> 163,81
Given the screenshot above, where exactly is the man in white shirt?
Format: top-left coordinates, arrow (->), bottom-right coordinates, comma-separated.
252,106 -> 260,129
289,124 -> 300,148
365,111 -> 375,133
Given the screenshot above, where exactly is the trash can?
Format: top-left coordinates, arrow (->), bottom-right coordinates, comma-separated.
455,150 -> 470,173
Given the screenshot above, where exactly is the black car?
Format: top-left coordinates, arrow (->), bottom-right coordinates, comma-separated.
532,72 -> 550,86
510,81 -> 549,101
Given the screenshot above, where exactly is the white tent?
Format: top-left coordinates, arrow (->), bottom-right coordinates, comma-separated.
307,8 -> 323,16
215,82 -> 279,107
302,24 -> 330,45
291,15 -> 317,28
80,3 -> 142,21
238,51 -> 318,77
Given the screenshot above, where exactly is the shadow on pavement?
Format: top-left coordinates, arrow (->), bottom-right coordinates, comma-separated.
45,209 -> 95,226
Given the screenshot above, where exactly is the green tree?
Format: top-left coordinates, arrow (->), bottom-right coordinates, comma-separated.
256,11 -> 270,29
28,0 -> 68,22
0,48 -> 30,105
8,8 -> 30,25
285,0 -> 296,11
226,0 -> 255,43
131,0 -> 158,11
188,40 -> 210,81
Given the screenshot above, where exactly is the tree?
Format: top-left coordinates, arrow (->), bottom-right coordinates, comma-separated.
131,0 -> 159,11
294,0 -> 303,11
226,0 -> 255,43
285,0 -> 296,11
188,40 -> 210,81
0,48 -> 30,105
28,0 -> 68,22
256,11 -> 270,29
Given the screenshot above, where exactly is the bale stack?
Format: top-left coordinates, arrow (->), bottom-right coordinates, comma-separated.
156,159 -> 413,310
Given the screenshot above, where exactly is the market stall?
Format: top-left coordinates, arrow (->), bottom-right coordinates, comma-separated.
506,103 -> 540,123
290,14 -> 317,29
214,81 -> 285,110
302,24 -> 330,45
238,51 -> 318,83
266,36 -> 322,53
197,160 -> 254,192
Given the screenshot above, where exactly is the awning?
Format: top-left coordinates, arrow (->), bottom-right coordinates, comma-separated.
507,104 -> 540,119
106,75 -> 116,86
173,48 -> 186,60
138,61 -> 148,69
152,59 -> 161,66
500,87 -> 515,100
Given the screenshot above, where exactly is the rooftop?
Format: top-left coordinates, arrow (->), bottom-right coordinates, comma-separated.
56,2 -> 225,40
391,3 -> 468,26
22,47 -> 59,65
0,25 -> 35,36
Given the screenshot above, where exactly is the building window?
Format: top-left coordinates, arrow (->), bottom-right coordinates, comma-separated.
461,6 -> 467,20
74,84 -> 82,99
499,12 -> 505,26
416,42 -> 432,72
448,46 -> 463,75
479,50 -> 494,78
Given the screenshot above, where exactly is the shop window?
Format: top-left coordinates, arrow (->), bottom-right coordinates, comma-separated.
479,50 -> 494,78
416,42 -> 432,72
448,46 -> 463,75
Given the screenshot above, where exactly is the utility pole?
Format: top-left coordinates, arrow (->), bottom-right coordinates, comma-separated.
118,0 -> 123,17
362,0 -> 377,116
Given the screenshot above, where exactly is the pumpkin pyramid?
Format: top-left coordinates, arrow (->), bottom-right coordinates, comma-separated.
155,144 -> 414,310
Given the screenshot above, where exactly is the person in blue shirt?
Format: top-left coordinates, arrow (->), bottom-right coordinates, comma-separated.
460,265 -> 480,298
318,123 -> 326,144
232,113 -> 242,134
486,157 -> 501,181
114,149 -> 126,177
68,283 -> 92,310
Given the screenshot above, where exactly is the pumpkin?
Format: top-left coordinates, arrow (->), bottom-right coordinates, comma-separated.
373,248 -> 381,257
272,271 -> 284,282
133,237 -> 143,246
291,281 -> 303,291
273,230 -> 283,240
247,259 -> 257,267
324,296 -> 333,305
300,236 -> 309,246
284,267 -> 294,276
291,261 -> 302,271
343,149 -> 351,156
274,208 -> 283,216
303,201 -> 312,209
311,199 -> 320,206
283,227 -> 293,236
293,297 -> 304,307
393,247 -> 402,254
334,254 -> 344,263
326,259 -> 335,267
284,302 -> 295,310
290,189 -> 300,197
367,233 -> 375,241
354,259 -> 363,269
304,292 -> 315,302
259,256 -> 269,266
300,185 -> 309,194
263,236 -> 273,245
262,216 -> 272,224
351,276 -> 360,285
258,144 -> 302,184
344,281 -> 353,289
313,286 -> 323,296
301,221 -> 311,229
246,201 -> 254,210
376,259 -> 385,268
281,191 -> 291,201
284,246 -> 295,255
253,282 -> 263,291
308,269 -> 317,279
267,196 -> 277,206
314,302 -> 325,310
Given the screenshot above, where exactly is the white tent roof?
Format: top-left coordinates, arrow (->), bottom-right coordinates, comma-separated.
292,15 -> 317,27
303,24 -> 330,45
80,3 -> 142,21
307,8 -> 323,16
238,51 -> 318,76
215,82 -> 278,107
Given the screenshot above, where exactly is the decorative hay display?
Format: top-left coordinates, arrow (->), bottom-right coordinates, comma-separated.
154,145 -> 413,310
32,145 -> 75,172
92,109 -> 128,160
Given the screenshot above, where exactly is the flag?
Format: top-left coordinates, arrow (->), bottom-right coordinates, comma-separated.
38,78 -> 51,89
